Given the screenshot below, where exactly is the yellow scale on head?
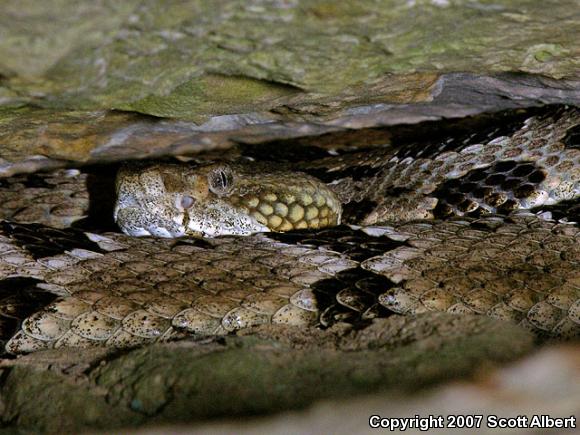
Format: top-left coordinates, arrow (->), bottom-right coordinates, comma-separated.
233,178 -> 341,232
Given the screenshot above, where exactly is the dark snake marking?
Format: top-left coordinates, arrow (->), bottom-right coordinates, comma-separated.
531,198 -> 580,223
0,221 -> 106,260
433,160 -> 548,218
563,124 -> 580,149
0,278 -> 58,350
268,226 -> 402,325
391,108 -> 534,160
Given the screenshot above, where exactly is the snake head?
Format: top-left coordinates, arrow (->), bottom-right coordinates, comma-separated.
114,162 -> 342,238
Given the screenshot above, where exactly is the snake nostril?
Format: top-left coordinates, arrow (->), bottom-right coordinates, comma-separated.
180,195 -> 195,209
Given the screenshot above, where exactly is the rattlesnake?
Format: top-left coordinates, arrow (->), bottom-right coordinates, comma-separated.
0,106 -> 578,354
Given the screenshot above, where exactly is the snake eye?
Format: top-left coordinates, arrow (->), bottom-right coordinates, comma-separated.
208,165 -> 234,196
179,195 -> 195,210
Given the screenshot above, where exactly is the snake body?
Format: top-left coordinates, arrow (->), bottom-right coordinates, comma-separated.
0,106 -> 578,353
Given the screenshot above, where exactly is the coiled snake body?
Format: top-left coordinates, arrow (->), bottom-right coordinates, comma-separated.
0,106 -> 578,353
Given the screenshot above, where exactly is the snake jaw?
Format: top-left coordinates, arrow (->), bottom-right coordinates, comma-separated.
185,200 -> 270,237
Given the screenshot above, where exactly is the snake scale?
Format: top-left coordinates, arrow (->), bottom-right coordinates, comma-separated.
0,106 -> 578,354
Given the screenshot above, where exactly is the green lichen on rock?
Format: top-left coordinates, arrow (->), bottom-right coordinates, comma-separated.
120,74 -> 301,121
0,0 -> 578,119
0,0 -> 139,78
